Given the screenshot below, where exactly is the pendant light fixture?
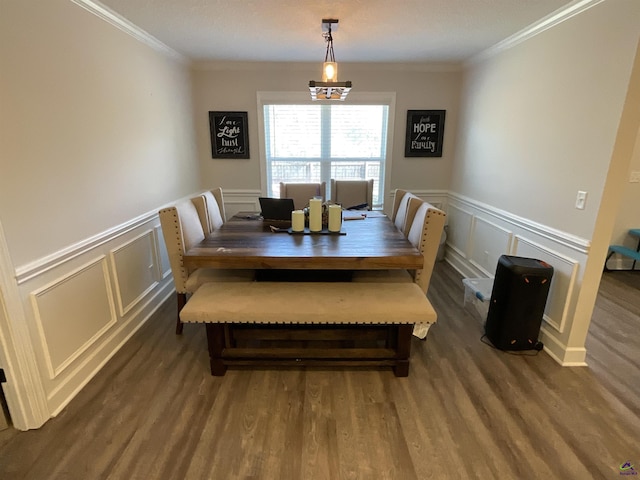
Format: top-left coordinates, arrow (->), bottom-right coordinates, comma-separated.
309,19 -> 352,101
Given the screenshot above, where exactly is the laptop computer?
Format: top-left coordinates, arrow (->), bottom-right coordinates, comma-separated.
258,197 -> 295,225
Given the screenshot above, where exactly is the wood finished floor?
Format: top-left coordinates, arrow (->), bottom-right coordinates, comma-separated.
1,262 -> 639,479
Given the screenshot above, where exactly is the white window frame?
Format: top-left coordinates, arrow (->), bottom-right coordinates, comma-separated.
257,91 -> 396,210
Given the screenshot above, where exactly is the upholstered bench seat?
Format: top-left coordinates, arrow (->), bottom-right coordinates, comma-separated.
180,281 -> 435,324
180,281 -> 437,376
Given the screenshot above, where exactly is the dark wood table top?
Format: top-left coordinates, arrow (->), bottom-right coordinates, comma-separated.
183,213 -> 423,270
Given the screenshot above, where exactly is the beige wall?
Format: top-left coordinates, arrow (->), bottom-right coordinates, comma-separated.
0,0 -> 198,429
452,0 -> 640,240
191,62 -> 461,200
0,0 -> 200,267
448,0 -> 640,364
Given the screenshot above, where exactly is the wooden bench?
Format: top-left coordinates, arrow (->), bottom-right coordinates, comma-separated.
605,229 -> 640,271
179,281 -> 437,377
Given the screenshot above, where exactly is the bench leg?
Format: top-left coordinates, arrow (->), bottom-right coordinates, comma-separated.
176,293 -> 187,335
205,323 -> 227,376
393,324 -> 413,377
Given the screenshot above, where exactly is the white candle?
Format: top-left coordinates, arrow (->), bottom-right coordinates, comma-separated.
291,210 -> 305,232
309,198 -> 322,232
328,204 -> 342,232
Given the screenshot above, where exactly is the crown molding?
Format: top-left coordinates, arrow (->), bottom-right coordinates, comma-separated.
467,0 -> 606,66
192,60 -> 462,73
70,0 -> 187,63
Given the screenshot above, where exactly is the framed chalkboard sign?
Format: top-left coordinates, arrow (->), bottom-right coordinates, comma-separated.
209,111 -> 250,159
404,110 -> 446,157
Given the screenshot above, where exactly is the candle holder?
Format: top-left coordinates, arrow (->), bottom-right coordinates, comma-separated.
303,202 -> 339,229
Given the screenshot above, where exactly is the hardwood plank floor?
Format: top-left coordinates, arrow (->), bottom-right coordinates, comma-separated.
1,262 -> 639,479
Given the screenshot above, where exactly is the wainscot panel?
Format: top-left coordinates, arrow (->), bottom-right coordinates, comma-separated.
445,203 -> 474,261
218,189 -> 262,219
512,235 -> 579,334
16,211 -> 174,417
469,216 -> 513,277
110,229 -> 160,317
154,225 -> 171,279
445,193 -> 590,366
30,256 -> 116,379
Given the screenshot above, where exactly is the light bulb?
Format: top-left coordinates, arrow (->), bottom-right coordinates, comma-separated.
322,62 -> 338,82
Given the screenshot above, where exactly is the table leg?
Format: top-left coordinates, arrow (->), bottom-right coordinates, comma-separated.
205,323 -> 227,376
393,324 -> 413,377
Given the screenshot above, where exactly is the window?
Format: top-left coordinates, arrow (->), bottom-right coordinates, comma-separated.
259,93 -> 394,209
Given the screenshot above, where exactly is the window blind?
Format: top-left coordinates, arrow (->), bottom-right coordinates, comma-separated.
263,104 -> 389,207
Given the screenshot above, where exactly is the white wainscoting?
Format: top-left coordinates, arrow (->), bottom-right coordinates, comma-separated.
222,189 -> 450,220
383,189 -> 448,216
219,189 -> 262,219
445,203 -> 473,260
30,256 -> 117,379
15,211 -> 174,417
110,230 -> 160,317
511,235 -> 579,334
446,193 -> 589,365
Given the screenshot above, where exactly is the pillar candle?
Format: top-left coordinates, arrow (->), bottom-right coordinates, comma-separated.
309,198 -> 322,232
328,204 -> 342,232
291,210 -> 305,232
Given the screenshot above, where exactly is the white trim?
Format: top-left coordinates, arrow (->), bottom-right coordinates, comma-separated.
15,211 -> 158,284
512,235 -> 580,334
153,226 -> 172,280
0,223 -> 49,430
468,0 -> 605,65
468,216 -> 513,277
47,285 -> 173,416
256,92 -> 397,208
445,202 -> 474,259
539,325 -> 588,366
30,256 -> 118,379
109,230 -> 160,317
69,0 -> 187,63
448,192 -> 590,254
193,61 -> 462,73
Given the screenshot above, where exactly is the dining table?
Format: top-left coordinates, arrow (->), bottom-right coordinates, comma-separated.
180,210 -> 432,377
182,211 -> 423,271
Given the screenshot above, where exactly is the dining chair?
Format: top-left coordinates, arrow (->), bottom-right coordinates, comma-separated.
279,182 -> 326,210
351,197 -> 446,338
330,179 -> 374,210
159,199 -> 255,334
192,188 -> 225,235
211,187 -> 227,222
391,189 -> 420,235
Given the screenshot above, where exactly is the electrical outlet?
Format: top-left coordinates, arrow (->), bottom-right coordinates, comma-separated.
575,190 -> 587,210
630,171 -> 640,183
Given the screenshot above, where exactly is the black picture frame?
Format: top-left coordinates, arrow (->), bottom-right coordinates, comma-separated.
404,110 -> 446,157
209,111 -> 250,159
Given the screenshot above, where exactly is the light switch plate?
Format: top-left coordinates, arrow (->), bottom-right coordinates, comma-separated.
630,171 -> 640,183
575,190 -> 587,210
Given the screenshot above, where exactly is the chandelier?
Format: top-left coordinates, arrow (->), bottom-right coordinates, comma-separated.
308,19 -> 352,101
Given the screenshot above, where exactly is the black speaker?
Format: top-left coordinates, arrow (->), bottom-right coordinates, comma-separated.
485,255 -> 553,351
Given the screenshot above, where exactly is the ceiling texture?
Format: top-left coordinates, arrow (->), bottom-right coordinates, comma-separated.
95,0 -> 576,63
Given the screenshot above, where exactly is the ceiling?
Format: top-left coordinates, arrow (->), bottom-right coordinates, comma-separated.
96,0 -> 575,63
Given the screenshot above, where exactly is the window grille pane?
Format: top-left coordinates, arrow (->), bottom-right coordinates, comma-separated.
264,105 -> 321,158
270,161 -> 321,197
330,106 -> 387,159
263,101 -> 389,208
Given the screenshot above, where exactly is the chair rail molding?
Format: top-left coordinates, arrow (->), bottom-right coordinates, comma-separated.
15,210 -> 159,285
445,191 -> 590,366
448,192 -> 590,254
